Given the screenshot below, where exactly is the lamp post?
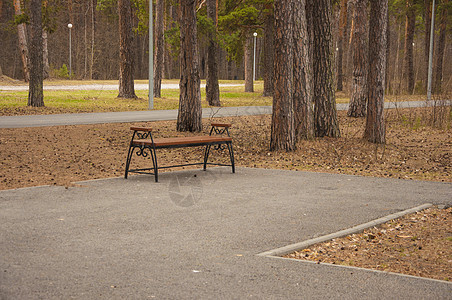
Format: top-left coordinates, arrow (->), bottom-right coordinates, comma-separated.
427,0 -> 435,101
68,23 -> 72,79
253,32 -> 257,82
148,0 -> 153,110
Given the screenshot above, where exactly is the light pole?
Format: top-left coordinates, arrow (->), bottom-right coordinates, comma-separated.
148,0 -> 153,110
427,0 -> 435,101
253,32 -> 257,82
68,23 -> 72,80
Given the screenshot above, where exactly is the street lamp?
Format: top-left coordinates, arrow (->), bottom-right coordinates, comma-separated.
427,0 -> 435,101
253,32 -> 257,82
68,23 -> 72,80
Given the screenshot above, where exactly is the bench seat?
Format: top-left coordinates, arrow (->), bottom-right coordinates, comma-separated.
133,135 -> 232,148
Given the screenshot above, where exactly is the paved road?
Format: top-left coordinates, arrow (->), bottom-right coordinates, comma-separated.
0,83 -> 243,91
1,168 -> 451,298
1,100 -> 449,128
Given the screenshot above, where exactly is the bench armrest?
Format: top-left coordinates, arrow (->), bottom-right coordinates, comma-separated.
130,126 -> 152,132
210,123 -> 231,136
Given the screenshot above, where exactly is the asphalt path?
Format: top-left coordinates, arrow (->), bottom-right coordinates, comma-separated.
0,100 -> 448,128
1,168 -> 451,298
0,83 -> 242,91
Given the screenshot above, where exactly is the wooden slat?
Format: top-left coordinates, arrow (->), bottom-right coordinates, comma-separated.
211,122 -> 232,128
130,126 -> 153,132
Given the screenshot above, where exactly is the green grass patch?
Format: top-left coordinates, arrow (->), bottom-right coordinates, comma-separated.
0,80 -> 272,114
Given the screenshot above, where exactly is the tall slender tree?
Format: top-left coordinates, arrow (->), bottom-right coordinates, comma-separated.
118,0 -> 137,98
206,0 -> 221,106
244,33 -> 254,92
348,0 -> 368,118
309,0 -> 340,138
154,0 -> 164,98
403,0 -> 415,94
13,0 -> 29,82
337,0 -> 348,92
262,3 -> 274,97
364,0 -> 387,144
28,0 -> 44,107
433,0 -> 448,93
177,0 -> 202,132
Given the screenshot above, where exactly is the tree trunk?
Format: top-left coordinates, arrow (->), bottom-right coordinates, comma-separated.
434,0 -> 448,94
364,0 -> 387,144
310,0 -> 340,138
403,0 -> 415,94
337,0 -> 348,91
42,30 -> 50,79
206,0 -> 221,106
385,5 -> 390,91
293,0 -> 314,140
154,0 -> 164,98
262,4 -> 274,97
90,0 -> 95,80
177,0 -> 202,132
348,0 -> 367,118
13,0 -> 29,82
244,34 -> 254,92
28,0 -> 44,107
118,0 -> 137,98
271,0 -> 295,151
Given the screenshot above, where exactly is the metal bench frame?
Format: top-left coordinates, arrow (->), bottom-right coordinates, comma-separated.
124,123 -> 235,182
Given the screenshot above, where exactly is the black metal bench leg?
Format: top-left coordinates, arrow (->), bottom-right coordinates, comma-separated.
151,146 -> 159,182
227,142 -> 235,173
203,145 -> 212,171
124,145 -> 134,179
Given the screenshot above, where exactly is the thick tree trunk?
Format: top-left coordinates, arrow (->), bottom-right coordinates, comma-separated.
262,4 -> 274,97
293,0 -> 314,140
177,0 -> 202,132
348,0 -> 367,118
206,0 -> 221,106
337,0 -> 348,91
271,0 -> 295,151
13,0 -> 29,82
28,0 -> 44,107
364,0 -> 387,144
434,0 -> 448,93
244,34 -> 254,92
311,0 -> 340,138
118,0 -> 137,98
154,0 -> 164,98
403,1 -> 415,94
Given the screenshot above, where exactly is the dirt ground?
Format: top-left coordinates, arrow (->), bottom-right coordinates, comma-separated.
0,107 -> 451,281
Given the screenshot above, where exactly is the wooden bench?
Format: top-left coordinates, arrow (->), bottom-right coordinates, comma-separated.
124,123 -> 235,182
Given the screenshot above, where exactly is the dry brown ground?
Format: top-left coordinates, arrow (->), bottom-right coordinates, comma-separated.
285,206 -> 452,282
0,107 -> 451,281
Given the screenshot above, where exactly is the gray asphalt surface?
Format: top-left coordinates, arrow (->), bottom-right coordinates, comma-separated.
1,168 -> 451,299
0,83 -> 243,91
0,100 -> 447,128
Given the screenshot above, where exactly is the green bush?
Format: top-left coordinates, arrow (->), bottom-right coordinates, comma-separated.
50,64 -> 70,79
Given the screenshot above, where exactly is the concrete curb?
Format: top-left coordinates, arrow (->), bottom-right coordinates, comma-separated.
257,203 -> 433,257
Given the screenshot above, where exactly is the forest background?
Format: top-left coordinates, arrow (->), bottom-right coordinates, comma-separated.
0,0 -> 450,97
